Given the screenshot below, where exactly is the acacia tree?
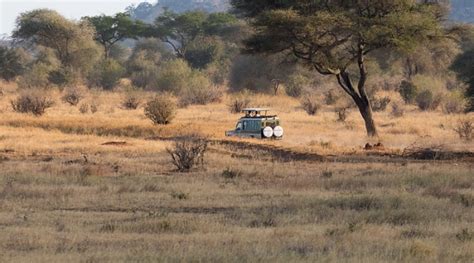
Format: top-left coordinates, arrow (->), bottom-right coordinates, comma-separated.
13,9 -> 101,76
232,0 -> 444,136
152,11 -> 236,59
84,13 -> 145,58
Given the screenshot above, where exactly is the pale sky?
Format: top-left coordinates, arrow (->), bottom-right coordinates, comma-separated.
0,0 -> 154,35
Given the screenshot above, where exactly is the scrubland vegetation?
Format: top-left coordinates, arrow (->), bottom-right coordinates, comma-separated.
0,0 -> 473,261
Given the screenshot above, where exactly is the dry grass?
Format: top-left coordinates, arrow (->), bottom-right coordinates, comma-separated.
0,81 -> 473,262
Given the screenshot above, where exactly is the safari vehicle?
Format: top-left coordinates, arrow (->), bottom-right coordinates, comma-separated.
226,108 -> 284,139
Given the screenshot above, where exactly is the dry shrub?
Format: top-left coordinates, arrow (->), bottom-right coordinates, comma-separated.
228,92 -> 251,113
62,87 -> 83,106
90,103 -> 99,113
371,96 -> 391,112
453,119 -> 473,141
167,135 -> 208,172
11,90 -> 54,116
79,103 -> 89,114
122,89 -> 141,110
416,90 -> 442,111
179,83 -> 222,107
391,102 -> 405,118
144,95 -> 176,125
442,92 -> 467,114
324,89 -> 340,105
301,95 -> 320,116
335,107 -> 349,122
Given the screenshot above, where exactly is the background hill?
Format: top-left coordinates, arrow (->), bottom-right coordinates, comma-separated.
128,0 -> 474,23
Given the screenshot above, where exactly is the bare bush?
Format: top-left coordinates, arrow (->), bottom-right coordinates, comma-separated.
90,103 -> 99,114
324,89 -> 340,105
122,93 -> 141,110
179,82 -> 222,107
167,136 -> 208,172
301,95 -> 320,116
453,119 -> 473,141
11,91 -> 54,116
144,96 -> 176,125
62,87 -> 83,106
391,102 -> 405,118
79,103 -> 89,114
371,96 -> 391,112
228,92 -> 251,113
335,107 -> 349,122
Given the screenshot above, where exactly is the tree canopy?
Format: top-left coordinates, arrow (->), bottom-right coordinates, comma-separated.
83,12 -> 146,58
231,0 -> 445,136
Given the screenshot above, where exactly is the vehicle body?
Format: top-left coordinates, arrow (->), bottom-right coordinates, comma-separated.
225,108 -> 284,139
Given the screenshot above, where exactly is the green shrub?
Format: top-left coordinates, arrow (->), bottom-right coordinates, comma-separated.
0,47 -> 25,81
155,59 -> 193,94
17,63 -> 53,89
286,74 -> 310,98
11,90 -> 54,116
442,92 -> 467,114
399,80 -> 418,104
416,90 -> 442,111
87,59 -> 125,90
144,96 -> 176,125
178,73 -> 222,107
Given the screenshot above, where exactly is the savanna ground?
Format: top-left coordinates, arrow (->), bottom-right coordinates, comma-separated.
0,81 -> 473,262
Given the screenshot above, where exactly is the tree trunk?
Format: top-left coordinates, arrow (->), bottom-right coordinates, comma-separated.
336,71 -> 378,137
356,98 -> 378,137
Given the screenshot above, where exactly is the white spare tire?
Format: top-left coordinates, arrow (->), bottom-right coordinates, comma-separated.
262,126 -> 274,138
273,126 -> 284,138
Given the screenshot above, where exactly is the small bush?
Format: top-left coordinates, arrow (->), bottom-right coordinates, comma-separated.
178,73 -> 222,107
453,119 -> 473,141
90,103 -> 99,114
87,59 -> 125,90
335,107 -> 349,122
442,92 -> 467,114
301,95 -> 320,116
221,168 -> 242,179
144,96 -> 176,125
371,96 -> 391,112
228,92 -> 251,113
285,74 -> 310,98
416,90 -> 442,111
391,102 -> 405,118
167,136 -> 208,172
61,87 -> 83,106
11,91 -> 54,116
79,103 -> 89,114
399,80 -> 418,104
324,89 -> 340,105
122,91 -> 141,110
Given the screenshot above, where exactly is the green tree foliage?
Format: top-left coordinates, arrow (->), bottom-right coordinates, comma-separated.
13,9 -> 101,78
451,49 -> 474,111
231,0 -> 445,136
151,11 -> 236,61
83,12 -> 145,58
184,37 -> 224,69
0,46 -> 25,81
87,59 -> 125,90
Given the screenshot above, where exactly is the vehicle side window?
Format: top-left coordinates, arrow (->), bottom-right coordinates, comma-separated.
243,121 -> 247,130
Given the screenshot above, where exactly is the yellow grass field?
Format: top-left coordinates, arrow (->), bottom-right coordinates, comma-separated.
0,81 -> 473,262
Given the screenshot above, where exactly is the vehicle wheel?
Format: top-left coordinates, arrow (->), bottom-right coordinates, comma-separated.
273,126 -> 284,138
262,126 -> 274,138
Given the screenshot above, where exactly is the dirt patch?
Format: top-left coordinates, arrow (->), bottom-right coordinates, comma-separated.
102,141 -> 128,146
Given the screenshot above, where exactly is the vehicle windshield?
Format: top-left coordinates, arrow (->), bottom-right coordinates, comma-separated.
236,122 -> 242,130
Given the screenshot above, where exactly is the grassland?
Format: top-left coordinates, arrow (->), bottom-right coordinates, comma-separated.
0,82 -> 473,262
